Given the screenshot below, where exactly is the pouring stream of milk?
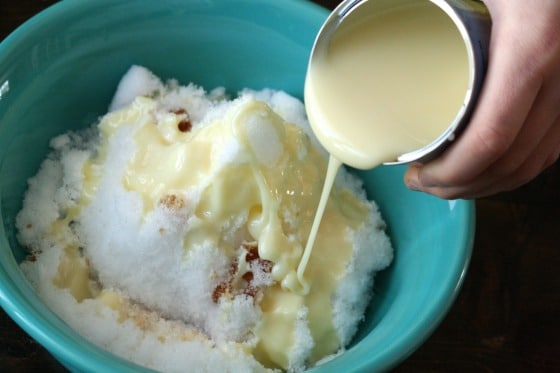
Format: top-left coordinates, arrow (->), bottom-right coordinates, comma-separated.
295,1 -> 470,293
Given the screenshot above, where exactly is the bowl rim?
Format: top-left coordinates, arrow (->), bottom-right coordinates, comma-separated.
381,201 -> 475,370
0,0 -> 476,372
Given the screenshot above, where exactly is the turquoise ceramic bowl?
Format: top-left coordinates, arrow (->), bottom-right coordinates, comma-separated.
0,0 -> 475,372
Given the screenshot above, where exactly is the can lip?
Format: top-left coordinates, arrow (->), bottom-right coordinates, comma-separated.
385,0 -> 478,165
308,0 -> 487,166
390,0 -> 483,165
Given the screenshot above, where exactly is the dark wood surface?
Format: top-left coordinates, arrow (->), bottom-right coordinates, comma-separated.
1,1 -> 559,372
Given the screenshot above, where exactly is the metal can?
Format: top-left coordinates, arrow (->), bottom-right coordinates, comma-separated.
308,0 -> 491,165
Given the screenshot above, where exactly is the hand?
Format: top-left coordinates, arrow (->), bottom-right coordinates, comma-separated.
405,0 -> 560,199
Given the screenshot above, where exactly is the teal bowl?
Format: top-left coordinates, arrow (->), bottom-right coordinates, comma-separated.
0,0 -> 475,372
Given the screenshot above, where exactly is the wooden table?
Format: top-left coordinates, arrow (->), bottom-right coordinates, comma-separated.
2,1 -> 559,372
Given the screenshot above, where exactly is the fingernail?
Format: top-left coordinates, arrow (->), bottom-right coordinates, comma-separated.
406,179 -> 420,191
405,167 -> 421,191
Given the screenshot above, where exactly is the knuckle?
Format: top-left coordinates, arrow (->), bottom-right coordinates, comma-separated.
514,171 -> 535,189
474,125 -> 513,161
493,155 -> 524,178
513,161 -> 543,188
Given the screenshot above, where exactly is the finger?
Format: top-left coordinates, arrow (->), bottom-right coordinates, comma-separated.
480,67 -> 560,179
469,115 -> 560,198
495,113 -> 560,193
413,113 -> 560,200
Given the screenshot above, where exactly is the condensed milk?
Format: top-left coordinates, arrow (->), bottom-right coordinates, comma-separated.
297,0 -> 490,291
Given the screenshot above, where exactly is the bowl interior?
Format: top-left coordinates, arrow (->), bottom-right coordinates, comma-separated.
0,1 -> 474,372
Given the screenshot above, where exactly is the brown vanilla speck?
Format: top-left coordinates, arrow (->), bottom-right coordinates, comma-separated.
159,194 -> 185,210
178,119 -> 192,133
170,108 -> 192,132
